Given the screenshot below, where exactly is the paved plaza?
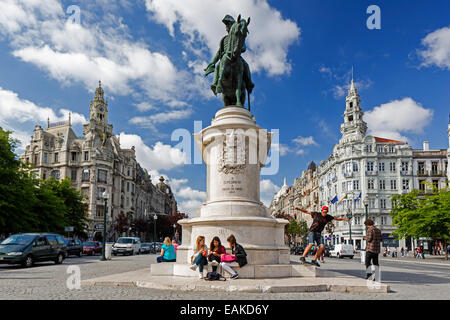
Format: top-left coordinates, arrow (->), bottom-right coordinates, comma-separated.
0,254 -> 448,300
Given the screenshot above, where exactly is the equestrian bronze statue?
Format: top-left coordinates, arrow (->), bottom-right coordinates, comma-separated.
204,14 -> 254,109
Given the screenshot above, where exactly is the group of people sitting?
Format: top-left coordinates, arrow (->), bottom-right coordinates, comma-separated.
190,234 -> 247,279
156,233 -> 247,280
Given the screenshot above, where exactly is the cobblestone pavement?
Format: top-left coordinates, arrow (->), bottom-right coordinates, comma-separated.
0,254 -> 448,299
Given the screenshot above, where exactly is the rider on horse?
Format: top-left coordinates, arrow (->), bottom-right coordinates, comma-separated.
204,15 -> 254,97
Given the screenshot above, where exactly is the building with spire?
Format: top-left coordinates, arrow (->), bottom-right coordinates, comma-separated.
316,79 -> 448,250
20,82 -> 178,241
270,76 -> 449,251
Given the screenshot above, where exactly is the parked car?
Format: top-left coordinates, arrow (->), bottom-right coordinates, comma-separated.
64,239 -> 82,257
329,244 -> 354,259
82,241 -> 102,256
140,243 -> 151,254
112,237 -> 141,256
0,233 -> 67,268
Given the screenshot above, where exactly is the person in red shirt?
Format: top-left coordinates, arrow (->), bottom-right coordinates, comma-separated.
295,206 -> 349,267
208,236 -> 226,272
172,239 -> 179,253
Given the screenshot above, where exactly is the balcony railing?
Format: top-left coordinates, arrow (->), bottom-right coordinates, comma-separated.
343,172 -> 353,178
417,170 -> 428,176
365,171 -> 377,176
430,170 -> 444,177
400,170 -> 410,175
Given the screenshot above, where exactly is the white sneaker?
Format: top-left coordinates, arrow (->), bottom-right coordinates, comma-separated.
210,260 -> 219,267
198,272 -> 203,279
190,264 -> 197,271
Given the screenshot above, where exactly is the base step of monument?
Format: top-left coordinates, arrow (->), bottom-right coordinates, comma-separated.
150,262 -> 326,279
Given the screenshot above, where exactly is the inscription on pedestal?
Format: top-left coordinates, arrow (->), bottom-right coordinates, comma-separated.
221,179 -> 243,194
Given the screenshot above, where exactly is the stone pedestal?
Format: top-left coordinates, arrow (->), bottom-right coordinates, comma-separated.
174,106 -> 289,270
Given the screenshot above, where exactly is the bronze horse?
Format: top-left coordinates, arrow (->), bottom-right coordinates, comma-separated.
217,15 -> 251,108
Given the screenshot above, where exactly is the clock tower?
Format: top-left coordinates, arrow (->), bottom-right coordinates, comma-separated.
89,80 -> 108,126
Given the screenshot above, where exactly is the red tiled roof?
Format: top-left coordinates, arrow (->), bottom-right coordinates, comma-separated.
374,137 -> 405,144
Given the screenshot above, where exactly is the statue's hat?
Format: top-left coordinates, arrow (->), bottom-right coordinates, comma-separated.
222,15 -> 235,25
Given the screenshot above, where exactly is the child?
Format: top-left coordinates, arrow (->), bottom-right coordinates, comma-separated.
208,236 -> 226,272
190,236 -> 208,279
220,234 -> 247,279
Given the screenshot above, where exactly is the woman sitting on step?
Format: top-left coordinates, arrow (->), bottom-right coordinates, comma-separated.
208,236 -> 226,272
190,236 -> 209,279
220,234 -> 247,279
157,237 -> 176,263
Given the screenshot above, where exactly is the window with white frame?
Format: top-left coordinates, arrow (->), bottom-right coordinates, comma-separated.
353,180 -> 359,190
402,179 -> 409,190
390,162 -> 396,172
367,161 -> 374,172
378,162 -> 385,172
401,162 -> 408,172
380,199 -> 387,209
379,180 -> 386,190
390,180 -> 397,190
368,179 -> 374,189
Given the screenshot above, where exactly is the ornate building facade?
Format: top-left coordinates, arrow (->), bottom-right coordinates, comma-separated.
271,79 -> 449,251
20,82 -> 178,240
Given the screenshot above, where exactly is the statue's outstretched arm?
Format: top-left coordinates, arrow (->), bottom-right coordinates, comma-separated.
204,50 -> 220,75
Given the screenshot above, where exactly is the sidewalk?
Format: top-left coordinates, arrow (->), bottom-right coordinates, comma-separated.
356,252 -> 450,266
81,268 -> 390,294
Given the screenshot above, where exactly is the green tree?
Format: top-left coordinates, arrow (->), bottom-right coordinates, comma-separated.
0,128 -> 89,237
41,178 -> 89,238
391,187 -> 450,260
0,128 -> 37,235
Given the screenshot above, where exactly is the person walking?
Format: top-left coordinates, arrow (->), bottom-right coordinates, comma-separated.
401,247 -> 404,257
190,236 -> 209,279
295,206 -> 349,267
363,219 -> 382,280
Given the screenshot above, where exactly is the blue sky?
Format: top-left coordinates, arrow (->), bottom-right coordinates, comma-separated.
0,0 -> 449,214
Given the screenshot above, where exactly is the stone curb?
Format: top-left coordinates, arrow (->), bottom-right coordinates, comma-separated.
81,279 -> 390,294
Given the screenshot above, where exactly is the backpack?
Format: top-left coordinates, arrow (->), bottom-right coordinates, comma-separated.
204,271 -> 226,281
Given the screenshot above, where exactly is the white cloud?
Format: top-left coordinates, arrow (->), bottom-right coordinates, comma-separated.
293,136 -> 318,146
145,0 -> 300,76
260,179 -> 280,206
118,132 -> 187,171
364,97 -> 433,141
129,109 -> 193,130
0,86 -> 87,150
0,0 -> 191,111
418,26 -> 450,70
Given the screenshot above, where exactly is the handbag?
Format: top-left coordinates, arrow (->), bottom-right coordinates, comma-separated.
221,254 -> 236,262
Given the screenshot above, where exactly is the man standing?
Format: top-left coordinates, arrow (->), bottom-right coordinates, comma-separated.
363,219 -> 382,280
295,206 -> 349,267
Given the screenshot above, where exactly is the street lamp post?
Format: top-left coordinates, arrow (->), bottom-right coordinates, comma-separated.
153,214 -> 158,243
346,208 -> 353,245
100,191 -> 109,261
363,196 -> 369,249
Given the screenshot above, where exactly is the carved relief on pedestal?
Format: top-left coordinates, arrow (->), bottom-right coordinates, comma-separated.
217,129 -> 247,174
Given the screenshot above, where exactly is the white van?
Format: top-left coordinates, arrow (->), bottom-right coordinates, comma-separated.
112,237 -> 141,256
330,244 -> 354,259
